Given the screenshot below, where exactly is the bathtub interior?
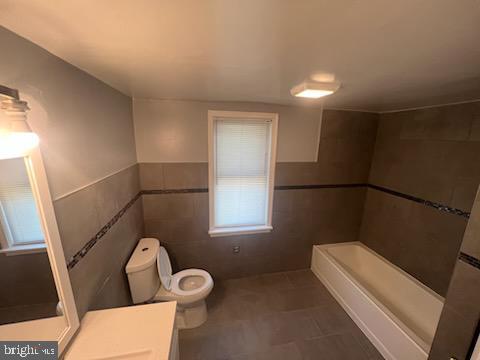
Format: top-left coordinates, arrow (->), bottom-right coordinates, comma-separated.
322,242 -> 444,348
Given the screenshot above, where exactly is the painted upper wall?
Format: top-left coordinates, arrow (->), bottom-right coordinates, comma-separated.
0,27 -> 137,199
133,99 -> 322,163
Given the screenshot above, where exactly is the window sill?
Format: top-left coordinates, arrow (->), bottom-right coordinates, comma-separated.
209,225 -> 273,237
0,243 -> 47,256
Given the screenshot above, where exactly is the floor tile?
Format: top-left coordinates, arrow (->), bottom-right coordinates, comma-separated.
179,270 -> 383,360
349,326 -> 385,360
249,310 -> 321,350
266,285 -> 334,312
179,320 -> 254,360
286,269 -> 322,288
230,342 -> 302,360
296,333 -> 370,360
308,302 -> 358,336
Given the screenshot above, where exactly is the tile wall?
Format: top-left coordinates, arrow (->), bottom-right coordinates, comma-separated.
429,187 -> 480,359
54,165 -> 144,317
140,110 -> 378,280
359,101 -> 480,295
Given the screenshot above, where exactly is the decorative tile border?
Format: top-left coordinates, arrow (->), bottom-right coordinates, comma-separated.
142,184 -> 368,194
274,184 -> 367,190
67,192 -> 141,270
67,182 -> 472,270
142,188 -> 208,194
368,184 -> 471,219
143,185 -> 472,219
459,252 -> 480,270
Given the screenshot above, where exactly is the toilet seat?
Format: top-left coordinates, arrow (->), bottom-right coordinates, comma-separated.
171,269 -> 213,296
157,246 -> 173,291
155,246 -> 214,305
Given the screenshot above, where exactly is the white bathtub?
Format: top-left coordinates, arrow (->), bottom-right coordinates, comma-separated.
311,242 -> 444,360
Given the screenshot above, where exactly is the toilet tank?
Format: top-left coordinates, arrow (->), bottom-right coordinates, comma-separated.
126,238 -> 160,304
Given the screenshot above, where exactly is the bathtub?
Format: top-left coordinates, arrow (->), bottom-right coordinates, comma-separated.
311,242 -> 444,360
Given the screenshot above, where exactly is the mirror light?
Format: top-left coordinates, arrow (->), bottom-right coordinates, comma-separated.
0,86 -> 38,160
290,81 -> 340,99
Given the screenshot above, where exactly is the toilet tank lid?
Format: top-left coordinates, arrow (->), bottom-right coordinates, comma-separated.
126,238 -> 160,274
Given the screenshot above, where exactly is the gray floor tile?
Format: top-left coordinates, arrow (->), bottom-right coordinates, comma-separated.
266,285 -> 334,312
179,270 -> 383,360
230,342 -> 302,360
286,269 -> 323,288
296,333 -> 370,360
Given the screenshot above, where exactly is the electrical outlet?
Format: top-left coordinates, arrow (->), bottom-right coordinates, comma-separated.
233,246 -> 240,254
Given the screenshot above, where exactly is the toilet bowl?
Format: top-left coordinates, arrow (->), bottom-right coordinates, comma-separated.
126,238 -> 214,329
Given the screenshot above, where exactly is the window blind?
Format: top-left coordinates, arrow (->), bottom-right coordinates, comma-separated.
214,118 -> 272,228
0,158 -> 44,245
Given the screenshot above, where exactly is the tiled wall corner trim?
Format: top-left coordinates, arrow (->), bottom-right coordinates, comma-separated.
66,183 -> 472,270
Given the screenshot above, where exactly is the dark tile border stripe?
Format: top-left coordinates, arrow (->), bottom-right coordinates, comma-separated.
67,192 -> 141,270
274,184 -> 367,190
142,188 -> 208,194
67,182 -> 472,270
459,252 -> 480,270
368,184 -> 471,219
142,184 -> 367,194
143,184 -> 471,219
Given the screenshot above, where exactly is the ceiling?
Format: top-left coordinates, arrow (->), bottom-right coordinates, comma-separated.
1,0 -> 480,112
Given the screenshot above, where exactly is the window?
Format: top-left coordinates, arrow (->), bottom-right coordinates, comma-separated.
208,111 -> 278,236
0,157 -> 44,251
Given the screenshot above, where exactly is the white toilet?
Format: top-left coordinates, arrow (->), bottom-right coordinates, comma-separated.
126,238 -> 214,329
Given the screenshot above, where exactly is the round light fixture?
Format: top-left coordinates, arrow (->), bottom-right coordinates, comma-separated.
0,86 -> 38,160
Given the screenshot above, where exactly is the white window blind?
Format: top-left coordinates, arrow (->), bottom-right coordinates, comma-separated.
209,111 -> 278,236
0,157 -> 44,246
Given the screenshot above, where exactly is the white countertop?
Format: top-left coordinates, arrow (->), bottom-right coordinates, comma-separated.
65,302 -> 177,360
0,316 -> 66,341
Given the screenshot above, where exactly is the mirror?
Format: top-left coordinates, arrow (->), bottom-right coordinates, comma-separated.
0,149 -> 79,354
0,157 -> 60,325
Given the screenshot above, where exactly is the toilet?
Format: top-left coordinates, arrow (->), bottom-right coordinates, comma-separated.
125,238 -> 214,329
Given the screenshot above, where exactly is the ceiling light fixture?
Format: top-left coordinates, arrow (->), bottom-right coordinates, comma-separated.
290,81 -> 340,99
0,85 -> 39,160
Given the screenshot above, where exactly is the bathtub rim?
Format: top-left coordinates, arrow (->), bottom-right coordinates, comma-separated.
312,241 -> 444,355
320,241 -> 444,303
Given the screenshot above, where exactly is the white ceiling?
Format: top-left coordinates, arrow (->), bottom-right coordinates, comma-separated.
1,0 -> 480,112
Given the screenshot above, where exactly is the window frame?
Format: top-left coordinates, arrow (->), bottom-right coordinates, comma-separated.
208,110 -> 278,237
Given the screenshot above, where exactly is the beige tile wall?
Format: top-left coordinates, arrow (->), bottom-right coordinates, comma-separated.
429,188 -> 480,359
360,188 -> 468,295
54,165 -> 144,317
360,101 -> 480,296
139,110 -> 378,280
142,187 -> 366,280
369,102 -> 480,210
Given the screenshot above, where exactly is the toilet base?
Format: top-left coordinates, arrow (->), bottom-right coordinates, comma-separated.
175,300 -> 208,329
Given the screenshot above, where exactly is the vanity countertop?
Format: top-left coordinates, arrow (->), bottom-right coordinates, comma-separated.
65,301 -> 177,360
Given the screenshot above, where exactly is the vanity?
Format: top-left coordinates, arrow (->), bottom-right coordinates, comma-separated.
65,302 -> 178,360
0,146 -> 179,359
0,86 -> 178,360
